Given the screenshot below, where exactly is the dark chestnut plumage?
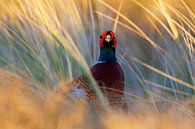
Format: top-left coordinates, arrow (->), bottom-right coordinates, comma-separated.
56,31 -> 127,111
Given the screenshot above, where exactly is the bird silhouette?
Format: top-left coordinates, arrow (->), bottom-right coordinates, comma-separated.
56,31 -> 127,111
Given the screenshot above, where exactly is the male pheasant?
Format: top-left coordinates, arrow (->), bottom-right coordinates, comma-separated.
57,31 -> 127,111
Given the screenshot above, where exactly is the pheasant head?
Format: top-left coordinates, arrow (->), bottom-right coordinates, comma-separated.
98,31 -> 117,62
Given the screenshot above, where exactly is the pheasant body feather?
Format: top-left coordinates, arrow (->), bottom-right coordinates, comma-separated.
56,31 -> 127,110
71,76 -> 96,101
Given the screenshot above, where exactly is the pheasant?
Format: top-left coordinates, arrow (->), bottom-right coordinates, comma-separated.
56,31 -> 127,111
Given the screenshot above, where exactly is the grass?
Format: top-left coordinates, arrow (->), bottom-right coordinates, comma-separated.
0,0 -> 195,128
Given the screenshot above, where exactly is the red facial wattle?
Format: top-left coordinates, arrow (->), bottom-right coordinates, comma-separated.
99,31 -> 117,48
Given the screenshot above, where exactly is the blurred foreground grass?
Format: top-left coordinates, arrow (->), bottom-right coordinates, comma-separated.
0,69 -> 194,129
0,0 -> 195,128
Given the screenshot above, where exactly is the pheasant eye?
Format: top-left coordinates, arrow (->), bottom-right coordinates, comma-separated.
100,35 -> 102,39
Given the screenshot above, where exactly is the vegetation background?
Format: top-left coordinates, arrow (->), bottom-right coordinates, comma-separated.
0,0 -> 194,128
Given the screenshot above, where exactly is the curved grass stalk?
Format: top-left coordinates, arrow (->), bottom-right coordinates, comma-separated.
143,80 -> 192,96
166,4 -> 195,33
131,57 -> 195,90
95,11 -> 143,36
171,19 -> 195,43
96,0 -> 185,74
88,0 -> 97,63
180,0 -> 195,23
148,92 -> 194,119
95,7 -> 187,80
112,0 -> 123,32
130,0 -> 176,40
98,0 -> 164,52
157,0 -> 179,39
51,29 -> 110,110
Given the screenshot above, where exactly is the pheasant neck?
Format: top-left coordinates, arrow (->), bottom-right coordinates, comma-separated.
98,47 -> 117,62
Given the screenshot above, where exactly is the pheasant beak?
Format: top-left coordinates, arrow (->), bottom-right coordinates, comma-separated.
105,35 -> 112,42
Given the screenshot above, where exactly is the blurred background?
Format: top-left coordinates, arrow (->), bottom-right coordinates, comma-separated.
0,0 -> 194,128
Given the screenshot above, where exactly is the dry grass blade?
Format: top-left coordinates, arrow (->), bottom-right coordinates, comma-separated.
0,0 -> 195,128
131,57 -> 195,90
112,0 -> 123,32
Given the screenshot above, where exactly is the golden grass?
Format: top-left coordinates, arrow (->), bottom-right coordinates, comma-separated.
0,0 -> 195,128
0,69 -> 194,129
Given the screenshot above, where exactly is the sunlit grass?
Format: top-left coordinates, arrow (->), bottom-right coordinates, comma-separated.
0,0 -> 195,128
